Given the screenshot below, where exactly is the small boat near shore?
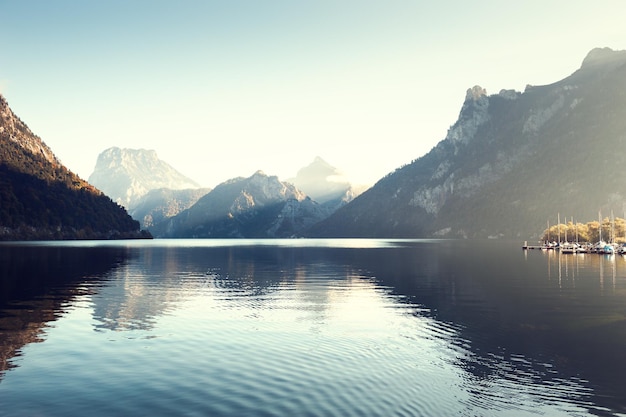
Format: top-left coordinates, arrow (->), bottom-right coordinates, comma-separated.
522,241 -> 555,250
560,243 -> 577,254
522,241 -> 559,250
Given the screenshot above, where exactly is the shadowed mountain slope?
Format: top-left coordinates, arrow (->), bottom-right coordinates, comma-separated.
151,171 -> 330,238
0,95 -> 145,240
130,187 -> 211,229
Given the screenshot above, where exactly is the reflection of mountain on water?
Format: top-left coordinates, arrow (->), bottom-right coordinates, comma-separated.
0,245 -> 130,377
7,241 -> 624,413
168,242 -> 626,415
89,247 -> 204,332
201,240 -> 626,415
89,245 -> 380,334
91,247 -> 199,331
357,241 -> 626,416
86,246 -> 293,331
204,245 -> 373,326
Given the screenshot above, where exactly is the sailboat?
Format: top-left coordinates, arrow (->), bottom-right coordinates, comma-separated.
560,216 -> 577,253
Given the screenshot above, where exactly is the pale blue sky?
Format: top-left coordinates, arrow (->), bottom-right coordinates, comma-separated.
1,1 -> 625,187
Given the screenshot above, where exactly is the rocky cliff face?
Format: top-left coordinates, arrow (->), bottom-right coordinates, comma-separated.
307,48 -> 626,239
0,95 -> 58,166
130,187 -> 211,229
89,147 -> 201,208
151,171 -> 329,238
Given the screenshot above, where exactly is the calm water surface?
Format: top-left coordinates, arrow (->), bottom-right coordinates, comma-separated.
1,239 -> 626,416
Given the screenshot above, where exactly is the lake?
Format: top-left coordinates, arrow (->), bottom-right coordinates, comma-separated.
1,239 -> 625,416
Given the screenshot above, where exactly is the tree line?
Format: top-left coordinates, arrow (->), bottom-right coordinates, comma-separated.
542,217 -> 626,244
0,124 -> 147,239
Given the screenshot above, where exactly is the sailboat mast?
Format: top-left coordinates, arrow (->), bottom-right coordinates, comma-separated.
558,212 -> 561,244
611,210 -> 615,244
599,210 -> 603,242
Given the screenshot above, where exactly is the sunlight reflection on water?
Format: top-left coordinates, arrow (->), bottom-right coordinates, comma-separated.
0,240 -> 624,416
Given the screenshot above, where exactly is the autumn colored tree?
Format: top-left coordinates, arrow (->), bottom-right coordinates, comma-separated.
541,217 -> 626,244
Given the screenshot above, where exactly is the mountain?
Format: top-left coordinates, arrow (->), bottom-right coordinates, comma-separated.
306,47 -> 626,239
0,95 -> 146,240
130,187 -> 211,229
151,171 -> 330,238
88,147 -> 201,209
287,156 -> 367,211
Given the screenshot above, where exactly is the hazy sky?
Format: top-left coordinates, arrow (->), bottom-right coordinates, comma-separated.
1,1 -> 625,188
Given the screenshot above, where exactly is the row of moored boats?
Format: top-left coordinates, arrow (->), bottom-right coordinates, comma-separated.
523,241 -> 626,254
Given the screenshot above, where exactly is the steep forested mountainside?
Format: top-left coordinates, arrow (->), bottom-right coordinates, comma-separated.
0,95 -> 146,240
150,171 -> 330,238
306,48 -> 626,239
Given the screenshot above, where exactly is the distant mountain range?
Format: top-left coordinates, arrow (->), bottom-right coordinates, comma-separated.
88,147 -> 210,229
90,149 -> 364,238
307,47 -> 626,239
0,96 -> 146,240
150,170 -> 330,238
129,187 -> 211,229
4,47 -> 625,241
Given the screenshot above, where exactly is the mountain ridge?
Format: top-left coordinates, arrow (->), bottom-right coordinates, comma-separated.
306,47 -> 626,239
89,147 -> 201,208
150,170 -> 329,238
0,95 -> 147,240
0,95 -> 59,166
130,187 -> 212,229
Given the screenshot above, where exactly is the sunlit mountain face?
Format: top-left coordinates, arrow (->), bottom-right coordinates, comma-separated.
307,48 -> 626,239
89,147 -> 202,209
149,170 -> 330,238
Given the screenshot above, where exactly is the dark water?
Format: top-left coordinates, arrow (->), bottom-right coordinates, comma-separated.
1,239 -> 625,416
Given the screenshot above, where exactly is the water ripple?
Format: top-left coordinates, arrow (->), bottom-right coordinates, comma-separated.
1,241 -> 620,416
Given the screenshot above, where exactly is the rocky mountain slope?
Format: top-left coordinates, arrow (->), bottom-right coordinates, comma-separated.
89,147 -> 201,208
130,187 -> 211,229
0,95 -> 146,240
151,171 -> 330,238
307,47 -> 626,239
287,156 -> 367,211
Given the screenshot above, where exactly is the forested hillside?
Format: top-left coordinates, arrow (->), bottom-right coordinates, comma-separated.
0,95 -> 148,240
